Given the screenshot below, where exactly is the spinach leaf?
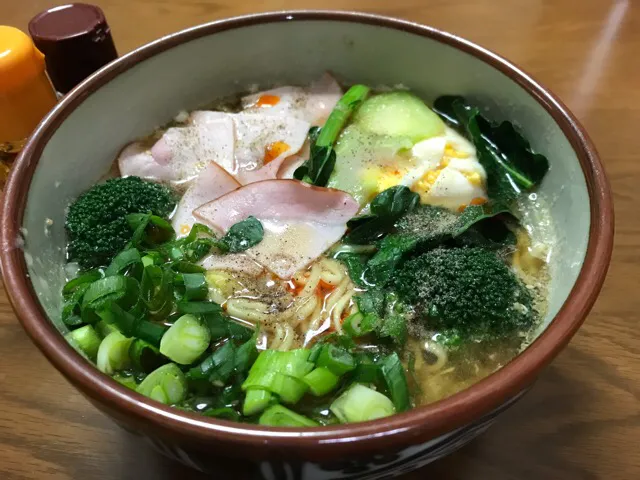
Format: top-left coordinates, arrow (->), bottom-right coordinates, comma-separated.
355,288 -> 386,318
334,252 -> 370,288
295,85 -> 370,187
363,205 -> 457,286
452,203 -> 516,248
433,95 -> 549,203
353,289 -> 408,346
363,234 -> 418,287
215,216 -> 264,253
364,204 -> 516,284
345,186 -> 420,244
294,129 -> 337,187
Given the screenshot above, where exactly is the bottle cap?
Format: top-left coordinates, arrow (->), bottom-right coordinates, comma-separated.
28,3 -> 118,94
0,26 -> 47,92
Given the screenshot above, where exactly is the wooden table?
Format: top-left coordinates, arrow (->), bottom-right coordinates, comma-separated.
2,1 -> 638,478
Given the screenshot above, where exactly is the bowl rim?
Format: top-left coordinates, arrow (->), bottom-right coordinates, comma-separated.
0,10 -> 613,453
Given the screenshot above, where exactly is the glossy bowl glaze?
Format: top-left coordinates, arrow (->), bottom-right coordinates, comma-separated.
0,11 -> 613,480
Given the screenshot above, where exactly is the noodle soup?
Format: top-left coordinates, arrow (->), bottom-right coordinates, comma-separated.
60,75 -> 553,426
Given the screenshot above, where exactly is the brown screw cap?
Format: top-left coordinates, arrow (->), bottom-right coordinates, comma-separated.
28,3 -> 118,94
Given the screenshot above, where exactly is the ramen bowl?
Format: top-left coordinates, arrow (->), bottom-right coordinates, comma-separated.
0,11 -> 613,479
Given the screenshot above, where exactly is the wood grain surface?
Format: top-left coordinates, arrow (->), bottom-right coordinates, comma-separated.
1,1 -> 638,479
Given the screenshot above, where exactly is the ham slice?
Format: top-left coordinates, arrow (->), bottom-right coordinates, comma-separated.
189,111 -> 309,181
193,180 -> 359,279
119,103 -> 311,188
118,115 -> 235,187
117,142 -> 174,183
235,154 -> 289,185
241,73 -> 343,126
200,253 -> 265,276
172,162 -> 241,238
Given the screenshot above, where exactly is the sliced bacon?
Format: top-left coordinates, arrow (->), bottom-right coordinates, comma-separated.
193,180 -> 359,279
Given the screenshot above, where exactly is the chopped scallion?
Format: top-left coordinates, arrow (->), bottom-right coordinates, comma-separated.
330,384 -> 395,423
105,248 -> 142,278
175,273 -> 209,301
159,314 -> 211,365
96,331 -> 133,374
65,325 -> 102,361
380,352 -> 411,412
136,363 -> 187,405
303,367 -> 340,396
129,339 -> 168,373
259,405 -> 319,427
243,388 -> 273,416
316,345 -> 356,376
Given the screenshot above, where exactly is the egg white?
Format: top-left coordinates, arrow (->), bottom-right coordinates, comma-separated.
374,126 -> 487,210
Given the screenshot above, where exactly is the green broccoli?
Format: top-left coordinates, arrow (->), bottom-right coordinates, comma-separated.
395,247 -> 534,340
65,176 -> 176,269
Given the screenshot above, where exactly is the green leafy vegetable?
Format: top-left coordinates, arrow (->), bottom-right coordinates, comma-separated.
352,289 -> 408,346
453,202 -> 516,248
345,186 -> 420,244
140,265 -> 174,320
378,293 -> 408,345
62,283 -> 91,328
433,96 -> 549,203
361,203 -> 517,286
295,85 -> 370,186
363,234 -> 417,286
81,275 -> 140,323
214,216 -> 264,253
333,251 -> 370,288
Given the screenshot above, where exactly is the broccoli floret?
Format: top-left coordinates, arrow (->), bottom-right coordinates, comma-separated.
65,176 -> 176,268
395,247 -> 534,339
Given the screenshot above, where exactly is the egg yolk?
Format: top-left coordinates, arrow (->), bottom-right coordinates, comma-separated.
376,167 -> 406,192
411,144 -> 484,202
256,94 -> 280,107
264,141 -> 290,164
445,144 -> 470,159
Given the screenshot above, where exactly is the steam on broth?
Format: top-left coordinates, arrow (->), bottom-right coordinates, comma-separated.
60,73 -> 553,426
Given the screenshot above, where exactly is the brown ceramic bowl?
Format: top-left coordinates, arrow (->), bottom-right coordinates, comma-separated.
0,11 -> 613,479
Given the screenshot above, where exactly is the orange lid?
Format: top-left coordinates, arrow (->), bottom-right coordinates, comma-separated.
0,26 -> 46,92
